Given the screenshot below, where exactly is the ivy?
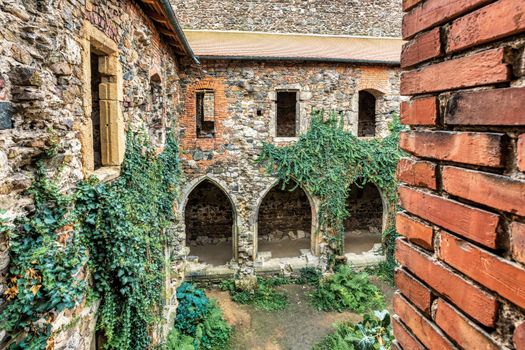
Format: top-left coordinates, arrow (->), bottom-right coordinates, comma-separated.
258,110 -> 405,274
1,131 -> 182,350
76,132 -> 181,349
0,164 -> 88,349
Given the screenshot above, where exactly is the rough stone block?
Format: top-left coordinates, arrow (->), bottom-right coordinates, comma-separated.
0,102 -> 13,130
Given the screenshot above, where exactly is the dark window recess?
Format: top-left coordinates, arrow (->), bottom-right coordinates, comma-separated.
276,91 -> 297,137
90,50 -> 102,169
358,91 -> 376,137
196,90 -> 215,138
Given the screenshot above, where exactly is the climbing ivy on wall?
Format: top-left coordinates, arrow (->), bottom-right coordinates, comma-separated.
259,110 -> 405,275
0,132 -> 181,349
0,164 -> 88,350
76,132 -> 181,349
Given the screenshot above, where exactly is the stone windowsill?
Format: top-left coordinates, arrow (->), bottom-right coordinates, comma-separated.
90,166 -> 121,183
274,136 -> 299,143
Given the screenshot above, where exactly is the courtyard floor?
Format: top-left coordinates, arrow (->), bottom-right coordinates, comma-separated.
189,230 -> 381,266
206,277 -> 394,350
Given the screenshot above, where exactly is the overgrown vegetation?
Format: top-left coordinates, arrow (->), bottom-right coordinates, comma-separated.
0,165 -> 88,349
1,132 -> 181,349
219,267 -> 323,311
220,277 -> 288,311
76,132 -> 181,349
168,283 -> 231,350
313,310 -> 393,350
311,265 -> 385,313
258,110 -> 405,280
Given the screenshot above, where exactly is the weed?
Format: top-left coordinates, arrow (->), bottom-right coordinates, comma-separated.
220,278 -> 288,311
311,266 -> 385,313
313,310 -> 393,350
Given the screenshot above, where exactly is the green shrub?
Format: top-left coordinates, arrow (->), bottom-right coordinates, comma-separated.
313,310 -> 393,350
220,278 -> 288,311
296,267 -> 322,285
311,266 -> 385,313
172,282 -> 231,350
166,329 -> 194,350
175,283 -> 211,336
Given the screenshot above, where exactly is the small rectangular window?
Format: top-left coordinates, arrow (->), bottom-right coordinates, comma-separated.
90,48 -> 102,169
276,91 -> 297,137
196,89 -> 215,138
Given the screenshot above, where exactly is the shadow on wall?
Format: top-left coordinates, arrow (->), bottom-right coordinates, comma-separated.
344,182 -> 383,254
257,181 -> 312,259
185,179 -> 234,265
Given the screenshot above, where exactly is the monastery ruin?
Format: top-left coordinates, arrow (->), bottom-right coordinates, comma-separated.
0,0 -> 524,349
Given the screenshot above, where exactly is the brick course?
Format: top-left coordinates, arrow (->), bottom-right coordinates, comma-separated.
396,157 -> 437,190
397,2 -> 525,347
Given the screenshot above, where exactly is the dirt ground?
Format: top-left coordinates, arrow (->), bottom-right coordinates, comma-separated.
189,233 -> 381,266
206,279 -> 395,350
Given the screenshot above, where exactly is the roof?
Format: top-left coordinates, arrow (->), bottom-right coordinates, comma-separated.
137,0 -> 197,62
184,30 -> 403,65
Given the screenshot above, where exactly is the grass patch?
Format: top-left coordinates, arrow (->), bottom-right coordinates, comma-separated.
168,282 -> 231,350
311,265 -> 385,313
219,268 -> 322,311
220,278 -> 288,311
313,310 -> 393,350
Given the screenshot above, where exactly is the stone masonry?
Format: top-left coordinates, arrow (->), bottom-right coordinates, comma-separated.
1,0 -> 403,347
0,0 -> 187,347
174,59 -> 400,275
171,0 -> 403,37
395,0 -> 525,349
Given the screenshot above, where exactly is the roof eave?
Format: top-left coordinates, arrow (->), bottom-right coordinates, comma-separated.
155,0 -> 200,64
195,55 -> 400,66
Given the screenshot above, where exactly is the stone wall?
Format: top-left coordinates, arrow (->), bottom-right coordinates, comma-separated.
344,182 -> 383,232
0,0 -> 184,347
174,58 -> 400,273
185,180 -> 234,245
170,0 -> 403,37
258,183 -> 312,240
394,0 -> 525,349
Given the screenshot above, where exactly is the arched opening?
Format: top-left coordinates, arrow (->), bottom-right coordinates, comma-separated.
343,182 -> 383,254
257,181 -> 312,259
185,179 -> 234,265
358,90 -> 377,137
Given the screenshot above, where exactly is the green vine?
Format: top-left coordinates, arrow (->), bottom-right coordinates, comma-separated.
258,110 -> 405,275
76,132 -> 181,349
1,132 -> 182,349
1,164 -> 88,349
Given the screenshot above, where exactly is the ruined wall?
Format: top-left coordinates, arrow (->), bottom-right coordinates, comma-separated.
258,184 -> 312,240
394,0 -> 525,349
174,59 -> 400,273
344,183 -> 383,232
185,180 -> 234,245
0,0 -> 183,347
170,0 -> 402,37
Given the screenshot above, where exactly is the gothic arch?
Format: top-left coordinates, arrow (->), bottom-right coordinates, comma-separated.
179,175 -> 239,262
343,180 -> 389,254
252,178 -> 319,259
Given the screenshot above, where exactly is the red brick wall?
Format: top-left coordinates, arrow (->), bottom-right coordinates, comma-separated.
395,1 -> 525,349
